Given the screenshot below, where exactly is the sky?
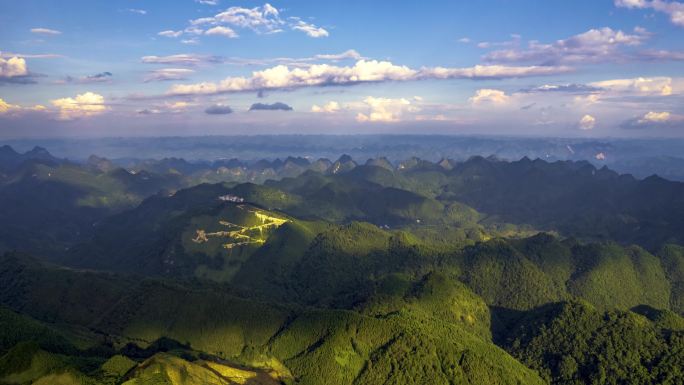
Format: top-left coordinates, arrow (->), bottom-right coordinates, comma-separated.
1,0 -> 683,138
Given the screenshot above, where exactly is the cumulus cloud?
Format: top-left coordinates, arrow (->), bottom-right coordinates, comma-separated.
50,92 -> 107,120
589,77 -> 674,95
190,3 -> 282,34
356,97 -> 416,122
167,60 -> 571,96
144,68 -> 194,82
205,104 -> 233,114
0,98 -> 19,114
161,3 -> 327,41
615,0 -> 684,26
483,27 -> 650,65
0,56 -> 28,78
0,98 -> 46,115
573,93 -> 602,106
30,28 -> 61,35
311,101 -> 341,113
640,111 -> 671,123
578,114 -> 596,130
291,20 -> 329,38
469,89 -> 510,104
622,110 -> 684,129
249,102 -> 293,111
205,26 -> 238,38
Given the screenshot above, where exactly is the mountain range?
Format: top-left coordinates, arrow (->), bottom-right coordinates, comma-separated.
0,144 -> 683,385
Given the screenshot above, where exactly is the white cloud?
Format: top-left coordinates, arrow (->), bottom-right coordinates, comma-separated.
30,28 -> 61,35
158,30 -> 183,38
483,27 -> 650,65
0,98 -> 46,115
622,110 -> 684,128
205,26 -> 238,38
0,52 -> 62,59
639,111 -> 671,123
458,37 -> 472,43
311,101 -> 341,113
589,77 -> 674,95
421,64 -> 572,79
0,56 -> 28,78
126,8 -> 147,15
615,0 -> 684,26
163,3 -> 328,41
190,3 -> 284,34
638,49 -> 684,60
168,60 -> 417,95
167,60 -> 571,95
477,34 -> 522,49
196,0 -> 219,4
469,89 -> 510,104
579,114 -> 596,130
356,97 -> 415,122
51,92 -> 107,120
0,98 -> 19,114
291,20 -> 329,38
141,54 -> 220,66
314,50 -> 364,61
166,101 -> 194,110
574,93 -> 602,105
144,68 -> 195,82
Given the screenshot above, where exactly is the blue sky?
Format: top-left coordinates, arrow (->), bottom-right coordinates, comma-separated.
1,0 -> 683,137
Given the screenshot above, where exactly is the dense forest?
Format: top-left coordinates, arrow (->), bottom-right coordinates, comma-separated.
1,146 -> 683,385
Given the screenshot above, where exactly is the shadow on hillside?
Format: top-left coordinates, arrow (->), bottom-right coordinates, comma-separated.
120,337 -> 192,359
488,306 -> 528,344
489,303 -> 567,344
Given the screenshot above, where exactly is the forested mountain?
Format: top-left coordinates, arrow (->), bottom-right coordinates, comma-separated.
1,147 -> 683,385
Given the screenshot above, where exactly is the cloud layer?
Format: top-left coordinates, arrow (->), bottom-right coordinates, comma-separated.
483,27 -> 650,65
144,68 -> 195,82
167,60 -> 571,95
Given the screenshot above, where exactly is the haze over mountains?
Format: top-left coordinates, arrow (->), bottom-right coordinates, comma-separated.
6,135 -> 684,181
